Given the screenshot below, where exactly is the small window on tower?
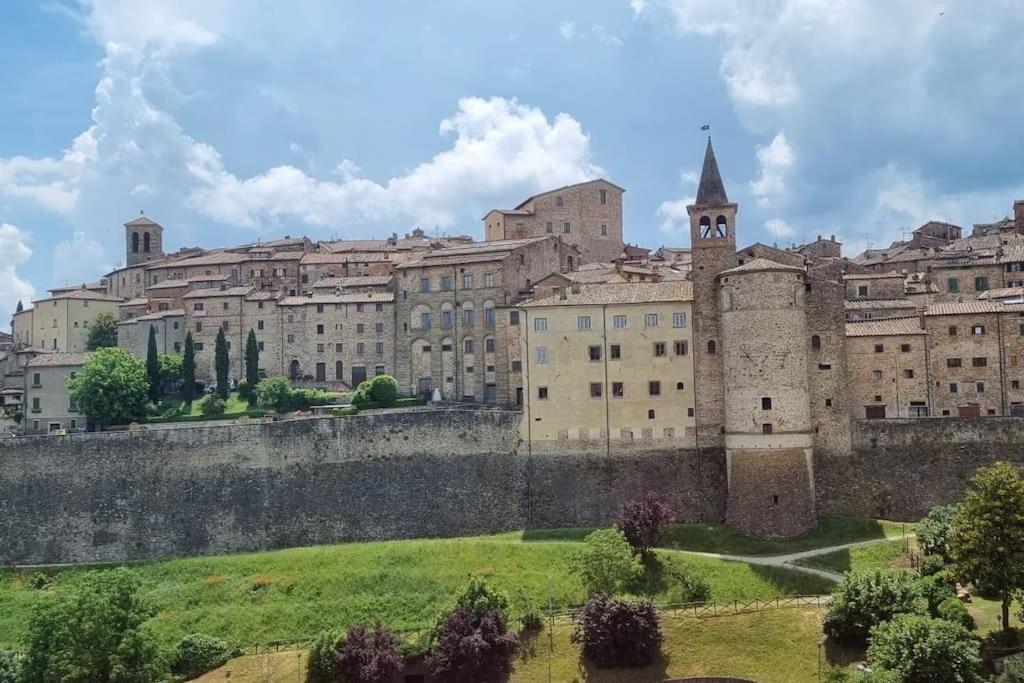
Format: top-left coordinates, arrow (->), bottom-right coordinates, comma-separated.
762,423 -> 773,435
761,397 -> 772,410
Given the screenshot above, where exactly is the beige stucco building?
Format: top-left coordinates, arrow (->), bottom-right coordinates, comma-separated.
23,353 -> 89,434
12,290 -> 122,352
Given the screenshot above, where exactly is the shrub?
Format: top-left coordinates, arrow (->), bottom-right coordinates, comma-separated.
917,504 -> 958,559
426,607 -> 519,682
290,388 -> 334,410
520,610 -> 544,633
920,553 -> 946,577
450,577 -> 509,619
568,528 -> 643,596
334,622 -> 404,683
307,629 -> 343,683
352,375 -> 399,407
867,614 -> 981,682
0,651 -> 20,683
823,569 -> 928,644
918,572 -> 957,615
937,596 -> 975,630
237,379 -> 253,402
998,654 -> 1024,683
199,394 -> 227,416
571,595 -> 662,669
170,633 -> 237,679
661,557 -> 711,603
616,492 -> 672,556
26,571 -> 51,590
256,376 -> 293,412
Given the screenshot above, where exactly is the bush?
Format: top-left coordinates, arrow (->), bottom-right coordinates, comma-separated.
144,409 -> 266,424
998,654 -> 1024,683
920,553 -> 946,577
917,504 -> 959,559
918,572 -> 957,615
307,629 -> 343,683
334,622 -> 404,683
426,606 -> 519,682
568,528 -> 643,596
0,651 -> 20,683
661,557 -> 711,603
867,614 -> 982,682
572,595 -> 662,669
199,394 -> 227,416
170,633 -> 237,679
937,596 -> 975,630
352,375 -> 399,407
823,569 -> 928,644
450,577 -> 509,619
256,376 -> 294,412
237,379 -> 253,402
616,492 -> 672,556
290,388 -> 334,410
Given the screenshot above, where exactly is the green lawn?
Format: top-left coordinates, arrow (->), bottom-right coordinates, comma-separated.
0,531 -> 834,651
523,516 -> 909,556
155,392 -> 251,417
794,539 -> 912,574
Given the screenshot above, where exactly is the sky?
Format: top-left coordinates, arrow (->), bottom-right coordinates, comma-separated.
3,1 -> 1024,318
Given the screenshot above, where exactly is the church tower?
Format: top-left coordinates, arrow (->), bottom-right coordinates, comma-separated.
124,214 -> 164,267
687,138 -> 737,448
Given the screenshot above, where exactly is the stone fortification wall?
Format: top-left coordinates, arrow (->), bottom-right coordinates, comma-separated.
0,410 -> 726,564
815,417 -> 1024,521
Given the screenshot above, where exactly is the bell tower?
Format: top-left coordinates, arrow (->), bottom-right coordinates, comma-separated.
687,138 -> 737,448
124,214 -> 165,267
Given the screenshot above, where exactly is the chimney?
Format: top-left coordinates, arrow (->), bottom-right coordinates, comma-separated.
1015,200 -> 1024,234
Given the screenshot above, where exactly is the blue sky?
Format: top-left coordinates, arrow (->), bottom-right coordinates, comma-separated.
2,1 -> 1024,317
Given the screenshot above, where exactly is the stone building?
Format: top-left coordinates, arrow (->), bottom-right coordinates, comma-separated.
22,352 -> 89,434
483,179 -> 624,264
845,317 -> 929,419
117,309 -> 185,358
124,215 -> 164,267
518,281 -> 696,452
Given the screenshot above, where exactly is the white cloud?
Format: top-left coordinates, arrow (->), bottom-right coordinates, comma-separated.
591,25 -> 624,46
560,21 -> 578,40
0,224 -> 36,317
750,132 -> 794,208
51,232 -> 112,287
656,169 -> 699,240
763,218 -> 795,240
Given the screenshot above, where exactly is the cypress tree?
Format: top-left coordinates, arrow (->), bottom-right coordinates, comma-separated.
15,299 -> 23,313
214,327 -> 230,399
182,332 -> 196,402
146,324 -> 160,402
245,329 -> 260,393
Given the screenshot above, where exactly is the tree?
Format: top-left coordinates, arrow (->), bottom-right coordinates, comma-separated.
616,492 -> 672,556
214,327 -> 230,399
0,650 -> 20,683
85,311 -> 119,350
568,528 -> 644,596
182,332 -> 196,401
571,595 -> 663,669
822,570 -> 928,644
867,614 -> 982,683
917,504 -> 959,559
949,461 -> 1024,632
68,347 -> 149,428
158,353 -> 183,394
18,568 -> 166,682
256,376 -> 293,412
170,634 -> 237,680
334,622 -> 404,683
15,299 -> 23,313
146,325 -> 160,402
352,375 -> 400,407
426,608 -> 519,682
306,630 -> 344,683
199,395 -> 226,416
245,329 -> 260,395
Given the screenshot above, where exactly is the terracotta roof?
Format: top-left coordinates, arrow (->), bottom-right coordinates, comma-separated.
842,272 -> 905,280
521,281 -> 693,307
978,287 -> 1024,300
146,279 -> 190,290
846,317 -> 925,337
245,292 -> 278,301
35,288 -> 122,304
134,309 -> 184,322
719,258 -> 803,277
188,273 -> 232,282
301,252 -> 391,264
163,251 -> 249,267
119,298 -> 150,307
508,178 -> 625,212
311,275 -> 393,289
26,352 -> 92,368
319,239 -> 394,253
270,251 -> 303,260
182,286 -> 254,299
844,299 -> 917,310
999,246 -> 1024,264
925,301 -> 1002,316
124,216 -> 160,227
945,233 -> 1024,252
278,292 -> 394,306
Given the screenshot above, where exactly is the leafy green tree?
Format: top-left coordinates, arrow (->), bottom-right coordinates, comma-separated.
568,528 -> 644,596
169,634 -> 237,680
158,353 -> 183,394
949,461 -> 1024,632
145,325 -> 160,402
245,329 -> 260,397
822,569 -> 928,644
255,376 -> 293,412
867,614 -> 981,683
182,332 -> 196,401
68,347 -> 149,428
214,327 -> 230,399
18,568 -> 166,682
0,650 -> 20,683
917,505 -> 959,559
85,311 -> 119,350
199,395 -> 226,416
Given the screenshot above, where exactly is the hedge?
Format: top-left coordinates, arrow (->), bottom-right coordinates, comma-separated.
329,397 -> 426,417
143,409 -> 268,424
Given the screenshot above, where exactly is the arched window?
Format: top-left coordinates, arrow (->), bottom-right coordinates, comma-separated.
411,304 -> 432,330
811,335 -> 821,351
143,232 -> 151,253
699,216 -> 711,238
707,339 -> 717,355
715,215 -> 728,237
132,232 -> 139,252
289,359 -> 301,379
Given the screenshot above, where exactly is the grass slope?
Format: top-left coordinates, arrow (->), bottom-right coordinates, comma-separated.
794,539 -> 912,574
0,530 -> 835,650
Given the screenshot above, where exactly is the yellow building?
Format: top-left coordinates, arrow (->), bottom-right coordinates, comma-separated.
14,289 -> 122,352
518,281 -> 695,452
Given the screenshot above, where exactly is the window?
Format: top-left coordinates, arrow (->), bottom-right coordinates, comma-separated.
977,382 -> 986,393
31,397 -> 40,412
874,343 -> 884,353
872,370 -> 882,380
609,344 -> 621,360
676,382 -> 685,391
644,313 -> 658,328
949,382 -> 958,393
316,303 -> 324,314
31,372 -> 40,387
555,196 -> 563,207
904,369 -> 915,378
613,315 -> 627,328
441,310 -> 453,328
538,386 -> 549,399
707,340 -> 717,355
972,357 -> 988,367
947,277 -> 959,293
483,273 -> 495,288
222,321 -> 230,332
947,358 -> 962,368
590,383 -> 602,398
485,337 -> 496,353
762,423 -> 773,435
419,278 -> 430,292
534,317 -> 548,331
335,343 -> 343,352
509,311 -> 520,325
563,222 -> 571,234
599,188 -> 607,204
1015,380 -> 1021,390
674,340 -> 688,356
257,342 -> 264,351
317,343 -> 325,353
653,342 -> 666,357
972,325 -> 985,335
811,335 -> 821,351
588,345 -> 601,361
672,312 -> 687,328
857,284 -> 869,297
648,409 -> 656,420
375,322 -> 384,334
223,301 -> 230,311
441,276 -> 452,291
463,308 -> 475,326
900,343 -> 911,353
612,382 -> 624,398
316,324 -> 324,335
648,381 -> 661,396
601,224 -> 608,236
174,342 -> 181,352
376,342 -> 384,355
194,342 -> 204,350
464,338 -> 475,353
949,326 -> 957,336
420,312 -> 431,329
357,342 -> 365,355
762,397 -> 772,410
545,221 -> 553,234
825,398 -> 833,407
577,316 -> 591,330
356,303 -> 364,312
257,320 -> 264,331
193,302 -> 204,312
463,274 -> 474,289
975,276 -> 989,291
536,346 -> 548,363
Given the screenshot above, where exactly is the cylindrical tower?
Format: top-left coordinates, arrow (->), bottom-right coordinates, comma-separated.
718,258 -> 816,539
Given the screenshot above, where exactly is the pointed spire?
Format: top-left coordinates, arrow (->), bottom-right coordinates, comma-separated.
694,137 -> 729,207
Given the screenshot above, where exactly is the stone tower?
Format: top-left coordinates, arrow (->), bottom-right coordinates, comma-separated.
718,259 -> 817,539
687,138 -> 737,448
124,215 -> 164,267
